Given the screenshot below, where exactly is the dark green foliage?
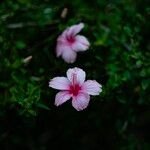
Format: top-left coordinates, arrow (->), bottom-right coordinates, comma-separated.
0,0 -> 149,149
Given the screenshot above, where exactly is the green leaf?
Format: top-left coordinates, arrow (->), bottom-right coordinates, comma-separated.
36,103 -> 50,110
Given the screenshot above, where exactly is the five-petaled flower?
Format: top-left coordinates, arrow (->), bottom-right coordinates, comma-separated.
56,23 -> 90,63
49,67 -> 102,111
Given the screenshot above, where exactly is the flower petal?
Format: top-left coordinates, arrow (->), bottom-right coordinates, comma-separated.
55,91 -> 71,106
67,23 -> 84,37
56,35 -> 70,57
61,46 -> 77,63
67,67 -> 86,85
82,80 -> 102,95
49,77 -> 70,90
72,92 -> 90,111
61,28 -> 69,38
56,43 -> 63,57
72,35 -> 90,52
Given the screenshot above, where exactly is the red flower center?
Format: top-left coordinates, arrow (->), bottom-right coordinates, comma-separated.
67,36 -> 75,44
69,84 -> 81,96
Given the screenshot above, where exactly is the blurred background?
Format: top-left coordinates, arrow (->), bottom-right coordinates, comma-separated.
0,0 -> 150,149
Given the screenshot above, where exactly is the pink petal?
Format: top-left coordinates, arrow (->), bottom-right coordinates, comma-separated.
55,91 -> 71,106
56,43 -> 63,57
61,29 -> 68,39
56,36 -> 67,57
49,77 -> 70,90
72,35 -> 90,52
72,92 -> 90,111
67,23 -> 84,37
61,46 -> 77,63
82,80 -> 102,95
67,67 -> 86,85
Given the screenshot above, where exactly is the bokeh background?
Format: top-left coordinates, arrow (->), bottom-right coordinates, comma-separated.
0,0 -> 150,149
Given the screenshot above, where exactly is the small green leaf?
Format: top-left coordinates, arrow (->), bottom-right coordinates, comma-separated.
37,103 -> 50,110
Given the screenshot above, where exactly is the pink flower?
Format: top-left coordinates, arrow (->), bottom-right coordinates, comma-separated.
56,23 -> 90,63
49,67 -> 102,111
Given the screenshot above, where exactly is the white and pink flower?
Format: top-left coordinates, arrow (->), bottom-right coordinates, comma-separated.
56,23 -> 90,63
49,67 -> 102,111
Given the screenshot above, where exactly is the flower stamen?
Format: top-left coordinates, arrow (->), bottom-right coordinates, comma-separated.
69,73 -> 81,96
